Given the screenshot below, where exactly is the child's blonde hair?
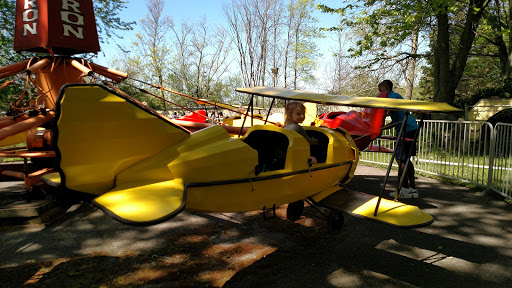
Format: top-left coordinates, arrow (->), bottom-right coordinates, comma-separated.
284,101 -> 306,125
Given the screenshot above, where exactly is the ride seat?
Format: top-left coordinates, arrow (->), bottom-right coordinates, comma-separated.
304,129 -> 329,163
243,130 -> 289,173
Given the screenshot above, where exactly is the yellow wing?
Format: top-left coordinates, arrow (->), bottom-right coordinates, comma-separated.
0,131 -> 27,147
313,188 -> 434,228
236,86 -> 462,113
93,179 -> 185,225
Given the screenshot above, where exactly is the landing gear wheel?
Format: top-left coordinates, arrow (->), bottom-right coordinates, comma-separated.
327,211 -> 344,235
286,200 -> 304,221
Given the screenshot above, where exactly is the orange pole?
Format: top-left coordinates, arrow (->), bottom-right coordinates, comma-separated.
70,59 -> 93,75
153,84 -> 276,124
34,57 -> 85,109
0,170 -> 25,180
0,112 -> 54,141
0,60 -> 31,80
0,115 -> 30,129
88,62 -> 128,82
26,58 -> 51,75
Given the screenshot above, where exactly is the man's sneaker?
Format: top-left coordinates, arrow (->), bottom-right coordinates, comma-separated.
389,187 -> 419,199
408,188 -> 419,197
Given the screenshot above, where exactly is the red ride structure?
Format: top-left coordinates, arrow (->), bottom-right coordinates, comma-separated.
316,91 -> 389,151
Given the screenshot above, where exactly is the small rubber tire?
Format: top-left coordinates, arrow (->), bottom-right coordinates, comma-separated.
286,200 -> 304,221
327,211 -> 344,235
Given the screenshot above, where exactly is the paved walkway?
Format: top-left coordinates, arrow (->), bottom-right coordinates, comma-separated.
227,165 -> 512,287
0,165 -> 511,287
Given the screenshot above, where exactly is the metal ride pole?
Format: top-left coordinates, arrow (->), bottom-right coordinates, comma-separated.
251,98 -> 254,127
373,116 -> 408,216
238,95 -> 254,137
264,98 -> 275,124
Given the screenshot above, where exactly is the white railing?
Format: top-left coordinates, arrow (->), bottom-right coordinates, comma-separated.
488,123 -> 512,198
359,120 -> 512,199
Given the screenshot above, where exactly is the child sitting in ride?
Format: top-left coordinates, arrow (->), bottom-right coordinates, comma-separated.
283,101 -> 319,164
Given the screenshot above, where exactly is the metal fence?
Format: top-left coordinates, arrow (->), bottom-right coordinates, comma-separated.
359,120 -> 512,199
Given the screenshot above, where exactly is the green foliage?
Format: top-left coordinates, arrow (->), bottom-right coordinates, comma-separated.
414,0 -> 511,109
0,81 -> 21,111
211,75 -> 245,106
417,66 -> 434,102
326,0 -> 430,62
419,55 -> 504,108
319,0 -> 509,109
455,77 -> 512,109
286,0 -> 322,89
0,0 -> 23,66
0,0 -> 22,110
453,57 -> 503,108
316,3 -> 346,15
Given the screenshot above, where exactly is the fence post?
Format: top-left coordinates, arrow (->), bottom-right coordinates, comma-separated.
486,124 -> 496,193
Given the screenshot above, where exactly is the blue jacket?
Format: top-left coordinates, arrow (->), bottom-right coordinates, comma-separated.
387,91 -> 418,133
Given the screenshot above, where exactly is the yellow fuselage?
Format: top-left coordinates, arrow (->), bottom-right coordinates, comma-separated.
55,85 -> 358,224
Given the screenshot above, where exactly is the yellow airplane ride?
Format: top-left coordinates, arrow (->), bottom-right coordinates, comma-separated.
43,84 -> 461,234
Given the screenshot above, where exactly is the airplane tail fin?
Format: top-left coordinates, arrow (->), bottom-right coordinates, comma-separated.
54,84 -> 191,224
55,84 -> 190,195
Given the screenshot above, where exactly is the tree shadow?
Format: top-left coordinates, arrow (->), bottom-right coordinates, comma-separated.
0,262 -> 40,287
1,168 -> 511,287
223,169 -> 512,287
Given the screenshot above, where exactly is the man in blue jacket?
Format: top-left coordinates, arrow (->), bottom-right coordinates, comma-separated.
379,80 -> 419,198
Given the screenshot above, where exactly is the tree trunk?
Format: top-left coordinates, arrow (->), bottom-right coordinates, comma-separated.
508,0 -> 512,78
434,0 -> 489,106
450,0 -> 490,94
496,33 -> 510,78
434,12 -> 451,104
404,28 -> 419,100
293,30 -> 299,90
284,28 -> 291,89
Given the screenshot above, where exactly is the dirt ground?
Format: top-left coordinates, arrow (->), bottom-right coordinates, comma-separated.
1,165 -> 512,288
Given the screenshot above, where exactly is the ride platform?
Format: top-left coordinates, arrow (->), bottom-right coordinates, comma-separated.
0,181 -> 60,229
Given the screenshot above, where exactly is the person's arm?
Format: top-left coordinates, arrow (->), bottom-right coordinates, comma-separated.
307,135 -> 319,145
286,124 -> 318,145
381,110 -> 394,130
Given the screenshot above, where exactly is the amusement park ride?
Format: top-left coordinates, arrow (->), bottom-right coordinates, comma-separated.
0,0 -> 461,234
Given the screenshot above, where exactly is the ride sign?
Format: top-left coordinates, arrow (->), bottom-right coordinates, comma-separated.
14,0 -> 100,55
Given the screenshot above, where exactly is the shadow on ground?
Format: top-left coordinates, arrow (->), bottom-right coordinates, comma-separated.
1,165 -> 511,287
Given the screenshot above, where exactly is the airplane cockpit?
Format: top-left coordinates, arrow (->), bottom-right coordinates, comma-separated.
241,125 -> 342,176
304,129 -> 329,163
243,130 -> 288,174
